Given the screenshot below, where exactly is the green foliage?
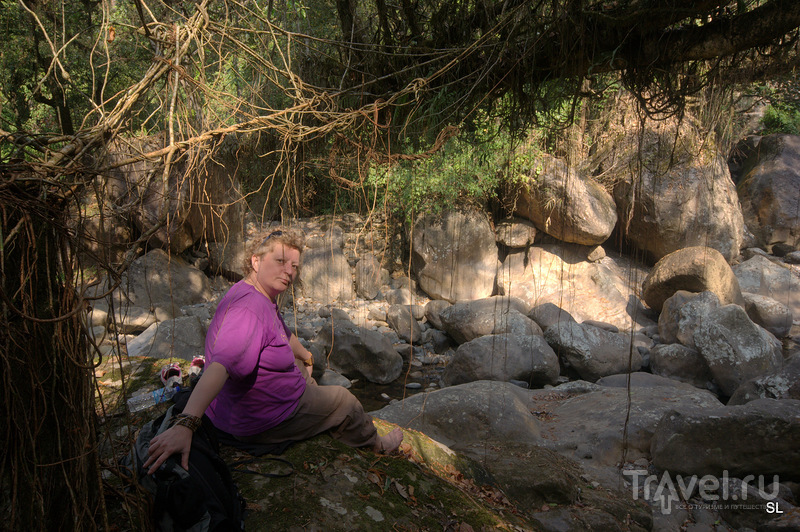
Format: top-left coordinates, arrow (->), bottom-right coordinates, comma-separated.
751,78 -> 800,135
761,103 -> 800,135
366,112 -> 539,219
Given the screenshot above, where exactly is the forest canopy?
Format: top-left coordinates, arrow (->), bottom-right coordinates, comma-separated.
2,0 -> 799,150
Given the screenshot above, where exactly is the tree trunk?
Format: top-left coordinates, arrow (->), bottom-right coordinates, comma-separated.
0,178 -> 101,530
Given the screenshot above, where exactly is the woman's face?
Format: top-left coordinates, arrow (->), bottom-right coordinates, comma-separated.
250,243 -> 301,300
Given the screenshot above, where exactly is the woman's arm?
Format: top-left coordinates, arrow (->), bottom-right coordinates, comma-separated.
143,361 -> 229,474
289,334 -> 313,366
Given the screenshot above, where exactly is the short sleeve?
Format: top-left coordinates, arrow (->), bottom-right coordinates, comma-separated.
206,306 -> 264,379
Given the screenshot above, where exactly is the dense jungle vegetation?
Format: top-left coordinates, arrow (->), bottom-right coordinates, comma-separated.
1,0 -> 799,529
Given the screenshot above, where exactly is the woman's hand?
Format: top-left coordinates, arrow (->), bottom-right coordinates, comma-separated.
140,361 -> 230,475
143,424 -> 193,474
289,334 -> 314,366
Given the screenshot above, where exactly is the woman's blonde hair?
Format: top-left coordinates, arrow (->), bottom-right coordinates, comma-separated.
242,227 -> 305,276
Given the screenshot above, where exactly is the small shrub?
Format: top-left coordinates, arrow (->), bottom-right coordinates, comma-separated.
761,103 -> 800,135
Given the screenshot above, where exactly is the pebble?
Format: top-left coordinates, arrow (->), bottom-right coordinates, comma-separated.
405,382 -> 422,389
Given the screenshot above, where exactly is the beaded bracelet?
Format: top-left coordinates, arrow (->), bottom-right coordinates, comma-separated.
171,413 -> 202,432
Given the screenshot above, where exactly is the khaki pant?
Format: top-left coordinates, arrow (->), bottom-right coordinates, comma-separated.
236,361 -> 378,448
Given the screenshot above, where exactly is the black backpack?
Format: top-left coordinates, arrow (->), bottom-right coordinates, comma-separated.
126,392 -> 246,532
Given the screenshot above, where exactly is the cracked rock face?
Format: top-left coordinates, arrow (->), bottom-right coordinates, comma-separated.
694,304 -> 783,397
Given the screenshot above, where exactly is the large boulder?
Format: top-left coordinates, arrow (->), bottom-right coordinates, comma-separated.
497,243 -> 654,332
693,304 -> 783,397
124,316 -> 206,360
543,321 -> 642,382
511,155 -> 617,245
527,302 -> 578,331
649,344 -> 713,390
353,253 -> 388,300
614,147 -> 743,263
657,290 -> 721,349
373,382 -> 653,531
424,300 -> 451,331
207,240 -> 246,280
742,292 -> 794,338
460,439 -> 652,532
437,296 -> 537,344
386,304 -> 422,344
315,319 -> 402,384
372,380 -> 541,448
494,217 -> 537,248
441,333 -> 560,387
530,381 -> 722,466
732,134 -> 800,250
734,254 -> 800,322
642,246 -> 744,313
650,399 -> 800,479
86,249 -> 213,326
411,210 -> 498,302
105,138 -> 244,253
300,247 -> 354,304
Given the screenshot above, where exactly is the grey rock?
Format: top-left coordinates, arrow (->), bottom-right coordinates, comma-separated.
650,398 -> 800,478
353,254 -> 386,300
716,477 -> 795,531
383,287 -> 413,306
513,155 -> 617,245
582,320 -> 618,333
422,328 -> 453,353
386,304 -> 422,343
411,209 -> 498,303
734,254 -> 800,321
528,303 -> 577,331
317,369 -> 352,388
305,224 -> 345,249
531,385 -> 722,466
372,380 -> 541,449
442,334 -> 559,387
743,292 -> 794,338
299,247 -> 354,304
124,316 -> 205,360
102,303 -> 163,334
498,243 -> 654,332
728,354 -> 800,405
494,217 -> 537,248
596,372 -> 703,392
92,249 -> 213,315
544,321 -> 642,382
694,304 -> 783,396
315,320 -> 402,384
650,343 -> 713,389
614,151 -> 744,262
734,134 -> 800,250
786,251 -> 800,264
329,307 -> 352,322
438,296 -> 534,344
658,290 -> 721,349
207,240 -> 246,281
642,246 -> 744,313
424,299 -> 451,330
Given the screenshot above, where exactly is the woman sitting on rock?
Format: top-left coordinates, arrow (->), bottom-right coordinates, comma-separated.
144,228 -> 403,474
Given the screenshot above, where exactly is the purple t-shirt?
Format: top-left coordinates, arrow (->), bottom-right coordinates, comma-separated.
205,281 -> 305,436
